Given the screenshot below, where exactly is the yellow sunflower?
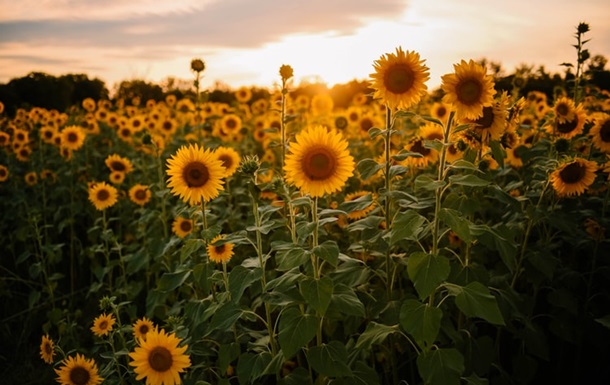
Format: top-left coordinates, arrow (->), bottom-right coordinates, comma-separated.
370,47 -> 430,111
549,104 -> 586,139
553,96 -> 577,123
461,97 -> 508,143
82,97 -> 96,112
129,184 -> 152,206
40,125 -> 57,144
129,328 -> 191,385
91,313 -> 116,337
40,334 -> 55,364
166,143 -> 225,205
343,191 -> 376,220
88,181 -> 119,211
235,86 -> 252,103
207,235 -> 235,264
441,59 -> 496,120
550,158 -> 598,197
109,170 -> 126,185
214,146 -> 241,178
0,165 -> 9,182
55,353 -> 103,385
105,154 -> 134,174
589,114 -> 610,153
172,217 -> 194,239
25,171 -> 38,186
311,93 -> 334,116
133,317 -> 156,340
60,125 -> 87,151
284,125 -> 355,197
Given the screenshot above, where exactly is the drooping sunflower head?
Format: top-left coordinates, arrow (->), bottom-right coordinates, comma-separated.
129,184 -> 152,206
166,143 -> 225,205
129,328 -> 191,385
550,158 -> 598,198
207,235 -> 235,264
55,353 -> 103,385
60,125 -> 87,151
284,125 -> 355,198
88,181 -> 119,211
91,313 -> 116,337
40,335 -> 55,364
370,47 -> 430,111
214,146 -> 241,178
441,59 -> 496,120
133,317 -> 156,340
172,217 -> 194,239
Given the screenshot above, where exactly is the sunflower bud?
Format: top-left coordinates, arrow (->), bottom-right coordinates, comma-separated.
239,155 -> 260,176
279,64 -> 294,82
191,58 -> 205,73
577,22 -> 590,34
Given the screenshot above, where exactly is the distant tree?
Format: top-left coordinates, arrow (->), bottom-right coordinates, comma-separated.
586,54 -> 610,91
114,79 -> 163,104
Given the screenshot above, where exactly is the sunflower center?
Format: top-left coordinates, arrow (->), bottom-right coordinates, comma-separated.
44,342 -> 52,354
335,116 -> 348,130
99,320 -> 108,330
384,63 -> 415,94
360,118 -> 373,133
456,79 -> 482,105
135,189 -> 147,200
600,120 -> 610,142
183,162 -> 210,188
225,118 -> 237,130
69,366 -> 91,385
218,155 -> 233,170
556,117 -> 577,134
163,121 -> 173,131
67,132 -> 78,143
410,139 -> 431,156
436,105 -> 447,118
0,169 -> 6,178
148,346 -> 173,372
303,148 -> 336,181
180,220 -> 192,233
96,189 -> 110,202
556,103 -> 569,117
473,106 -> 494,128
139,325 -> 149,334
111,161 -> 126,171
559,162 -> 585,184
214,244 -> 226,254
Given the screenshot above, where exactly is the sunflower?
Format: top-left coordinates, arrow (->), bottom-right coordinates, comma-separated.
129,328 -> 191,385
109,170 -> 126,185
284,125 -> 355,197
214,146 -> 241,178
441,59 -> 496,120
88,181 -> 119,211
343,191 -> 376,220
25,171 -> 38,186
207,235 -> 235,264
461,97 -> 508,143
550,158 -> 598,197
218,114 -> 242,137
91,313 -> 116,337
133,317 -> 156,340
311,94 -> 334,116
166,144 -> 225,205
12,128 -> 29,144
505,144 -> 526,169
172,217 -> 194,239
105,154 -> 134,174
159,117 -> 178,138
129,184 -> 152,206
82,98 -> 96,112
60,125 -> 86,151
55,354 -> 103,385
40,334 -> 55,364
370,47 -> 430,111
235,86 -> 252,103
40,125 -> 57,144
589,114 -> 610,153
549,104 -> 586,139
0,165 -> 9,182
553,96 -> 576,123
430,102 -> 451,124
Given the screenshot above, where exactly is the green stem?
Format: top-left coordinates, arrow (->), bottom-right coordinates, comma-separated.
384,106 -> 393,299
311,197 -> 320,280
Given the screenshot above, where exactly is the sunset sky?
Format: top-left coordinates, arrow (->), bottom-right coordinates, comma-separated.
1,0 -> 609,93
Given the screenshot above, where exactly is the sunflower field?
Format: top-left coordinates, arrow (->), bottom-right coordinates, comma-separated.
2,23 -> 610,385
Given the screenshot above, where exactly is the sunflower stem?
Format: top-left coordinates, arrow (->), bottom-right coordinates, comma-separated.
155,141 -> 169,240
102,209 -> 113,292
383,106 -> 393,299
311,197 -> 320,280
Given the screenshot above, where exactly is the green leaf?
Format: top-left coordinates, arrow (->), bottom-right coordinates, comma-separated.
237,352 -> 272,385
329,283 -> 365,317
180,238 -> 205,262
307,341 -> 352,377
275,247 -> 309,271
278,307 -> 317,358
415,174 -> 446,191
439,208 -> 472,243
357,158 -> 383,180
157,269 -> 191,293
470,224 -> 517,273
229,265 -> 262,303
300,276 -> 333,315
339,193 -> 373,214
448,174 -> 490,187
453,282 -> 505,325
417,348 -> 465,385
389,210 -> 427,245
330,361 -> 380,385
595,315 -> 610,330
399,299 -> 443,349
218,343 -> 240,375
407,252 -> 450,300
354,322 -> 399,351
206,302 -> 243,334
448,159 -> 479,172
313,240 -> 339,267
489,139 -> 505,169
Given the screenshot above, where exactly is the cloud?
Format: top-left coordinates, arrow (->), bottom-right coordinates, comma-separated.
0,0 -> 409,50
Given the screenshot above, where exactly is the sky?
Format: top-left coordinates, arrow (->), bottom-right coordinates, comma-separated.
0,0 -> 609,93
